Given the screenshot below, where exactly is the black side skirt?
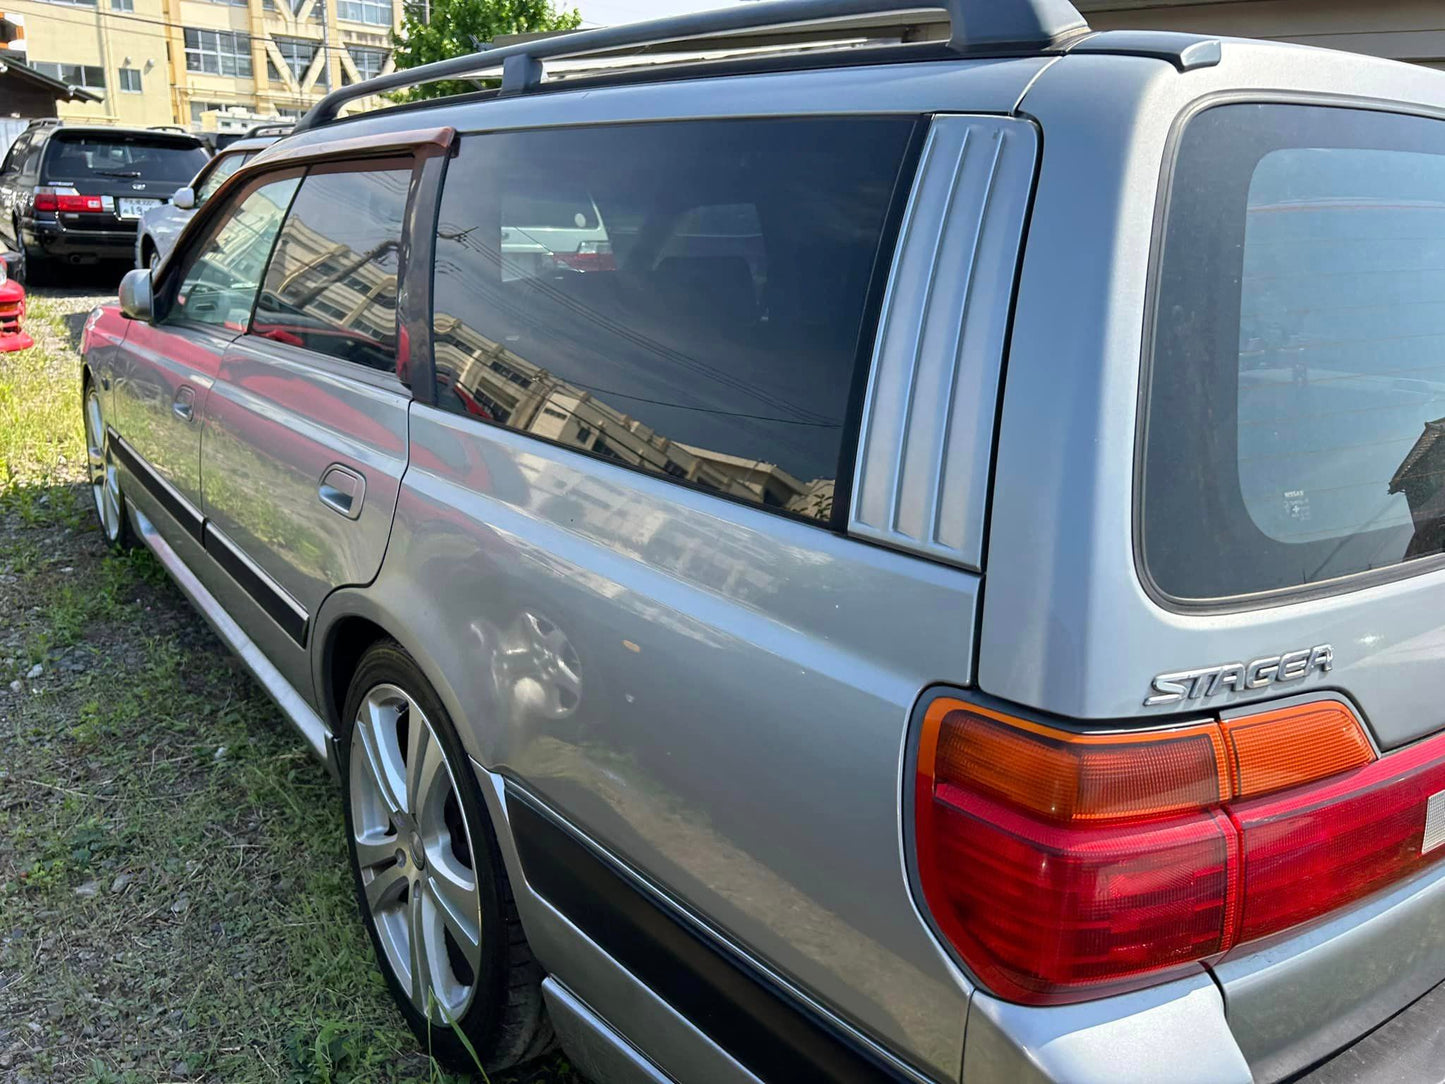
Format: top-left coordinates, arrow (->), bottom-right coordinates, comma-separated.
508,793 -> 915,1084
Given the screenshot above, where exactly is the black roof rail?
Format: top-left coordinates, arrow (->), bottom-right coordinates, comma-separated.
25,118 -> 64,129
295,0 -> 1089,131
244,122 -> 295,137
148,124 -> 190,133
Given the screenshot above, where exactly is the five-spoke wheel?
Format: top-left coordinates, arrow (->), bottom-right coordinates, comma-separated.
349,682 -> 482,1024
83,384 -> 134,549
340,642 -> 553,1072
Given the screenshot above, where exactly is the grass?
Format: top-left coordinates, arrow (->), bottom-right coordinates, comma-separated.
0,290 -> 580,1083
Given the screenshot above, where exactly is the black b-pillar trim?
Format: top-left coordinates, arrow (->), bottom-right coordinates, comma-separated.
508,794 -> 914,1084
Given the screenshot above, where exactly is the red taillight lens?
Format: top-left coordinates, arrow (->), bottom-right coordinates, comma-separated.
915,696 -> 1445,1006
555,241 -> 616,272
56,194 -> 103,213
1233,740 -> 1445,942
33,187 -> 100,213
919,787 -> 1237,1002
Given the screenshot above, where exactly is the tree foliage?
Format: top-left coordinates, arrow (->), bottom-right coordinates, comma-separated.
391,0 -> 582,100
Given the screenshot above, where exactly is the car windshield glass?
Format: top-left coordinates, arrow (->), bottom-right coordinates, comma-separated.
43,137 -> 210,184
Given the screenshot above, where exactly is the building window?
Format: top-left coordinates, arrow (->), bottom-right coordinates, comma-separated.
336,0 -> 391,25
118,67 -> 142,92
36,0 -> 96,6
111,0 -> 134,10
346,45 -> 387,82
403,0 -> 428,21
31,62 -> 106,91
183,28 -> 253,77
189,100 -> 225,123
274,37 -> 326,87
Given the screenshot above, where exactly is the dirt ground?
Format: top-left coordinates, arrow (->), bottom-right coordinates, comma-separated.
0,271 -> 580,1084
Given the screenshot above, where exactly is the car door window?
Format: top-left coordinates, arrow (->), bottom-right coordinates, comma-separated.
430,118 -> 919,524
1,134 -> 28,176
251,161 -> 411,372
195,151 -> 253,206
167,174 -> 300,331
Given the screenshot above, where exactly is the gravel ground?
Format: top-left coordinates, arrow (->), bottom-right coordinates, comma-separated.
0,270 -> 580,1084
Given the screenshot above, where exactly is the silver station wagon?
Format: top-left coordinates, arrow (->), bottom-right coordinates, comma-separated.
78,0 -> 1445,1078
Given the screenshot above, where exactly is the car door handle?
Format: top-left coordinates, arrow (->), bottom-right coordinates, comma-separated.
172,386 -> 195,422
318,464 -> 365,520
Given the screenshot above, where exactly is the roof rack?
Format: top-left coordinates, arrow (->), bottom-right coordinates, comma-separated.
245,122 -> 296,138
149,124 -> 191,133
295,0 -> 1089,131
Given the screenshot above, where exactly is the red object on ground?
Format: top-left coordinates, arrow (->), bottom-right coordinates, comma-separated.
0,274 -> 35,352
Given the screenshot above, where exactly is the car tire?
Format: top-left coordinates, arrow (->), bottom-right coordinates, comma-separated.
11,220 -> 47,287
82,380 -> 137,551
339,640 -> 554,1073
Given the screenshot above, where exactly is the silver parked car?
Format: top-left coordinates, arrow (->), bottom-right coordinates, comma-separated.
133,126 -> 290,271
78,0 -> 1445,1079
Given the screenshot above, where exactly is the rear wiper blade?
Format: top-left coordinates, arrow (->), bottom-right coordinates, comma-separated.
95,170 -> 143,178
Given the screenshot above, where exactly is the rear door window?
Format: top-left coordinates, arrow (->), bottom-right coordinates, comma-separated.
42,136 -> 209,184
251,162 -> 411,373
430,117 -> 919,524
1143,103 -> 1445,601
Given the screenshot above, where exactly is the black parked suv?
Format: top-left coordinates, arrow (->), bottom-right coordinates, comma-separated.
0,121 -> 210,283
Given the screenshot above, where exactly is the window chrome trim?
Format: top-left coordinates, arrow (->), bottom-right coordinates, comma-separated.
849,113 -> 1038,571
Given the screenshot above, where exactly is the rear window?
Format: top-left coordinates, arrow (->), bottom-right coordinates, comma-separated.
431,117 -> 918,525
1143,103 -> 1445,602
43,136 -> 209,184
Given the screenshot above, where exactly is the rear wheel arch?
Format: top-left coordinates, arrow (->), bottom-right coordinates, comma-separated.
322,613 -> 392,738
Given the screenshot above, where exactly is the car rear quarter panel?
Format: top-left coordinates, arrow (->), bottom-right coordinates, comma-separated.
984,42 -> 1445,1081
321,405 -> 979,1077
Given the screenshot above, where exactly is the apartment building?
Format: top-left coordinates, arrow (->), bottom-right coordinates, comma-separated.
0,0 -> 399,129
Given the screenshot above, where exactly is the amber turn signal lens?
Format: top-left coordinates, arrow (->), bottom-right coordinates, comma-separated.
924,701 -> 1229,823
1222,699 -> 1375,799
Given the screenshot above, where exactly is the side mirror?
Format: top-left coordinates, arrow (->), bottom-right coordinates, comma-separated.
172,187 -> 196,210
118,268 -> 153,322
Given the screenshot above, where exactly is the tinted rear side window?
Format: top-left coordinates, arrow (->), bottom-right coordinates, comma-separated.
430,117 -> 918,524
43,136 -> 208,184
252,163 -> 411,372
1143,104 -> 1445,602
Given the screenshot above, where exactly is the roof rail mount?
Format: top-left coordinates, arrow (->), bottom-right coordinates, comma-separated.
295,0 -> 1089,131
245,122 -> 296,137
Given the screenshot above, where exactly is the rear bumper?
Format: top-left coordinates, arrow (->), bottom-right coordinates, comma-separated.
22,218 -> 137,261
1299,979 -> 1445,1084
964,859 -> 1445,1083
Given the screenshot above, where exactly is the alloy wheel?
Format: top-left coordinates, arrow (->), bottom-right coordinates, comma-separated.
84,390 -> 123,543
349,683 -> 483,1024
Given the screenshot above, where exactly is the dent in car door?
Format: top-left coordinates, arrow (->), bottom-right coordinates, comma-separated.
199,161 -> 414,654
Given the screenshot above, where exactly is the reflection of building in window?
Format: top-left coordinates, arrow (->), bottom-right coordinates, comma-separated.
264,212 -> 398,346
433,311 -> 834,520
1388,417 -> 1445,559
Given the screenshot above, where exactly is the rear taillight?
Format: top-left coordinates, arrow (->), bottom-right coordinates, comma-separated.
33,187 -> 101,213
554,241 -> 616,272
914,696 -> 1445,1005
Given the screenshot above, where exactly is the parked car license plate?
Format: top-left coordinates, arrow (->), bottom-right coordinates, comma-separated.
117,197 -> 161,219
